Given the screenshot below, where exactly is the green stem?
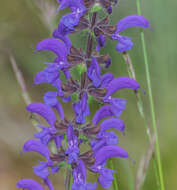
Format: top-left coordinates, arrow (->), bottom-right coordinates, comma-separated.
136,1 -> 165,190
65,168 -> 73,190
109,159 -> 119,190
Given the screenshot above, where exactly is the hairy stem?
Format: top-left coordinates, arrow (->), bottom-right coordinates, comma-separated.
136,0 -> 165,190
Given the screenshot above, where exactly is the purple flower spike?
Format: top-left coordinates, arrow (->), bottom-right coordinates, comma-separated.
73,92 -> 90,124
100,118 -> 125,133
44,92 -> 65,120
105,77 -> 140,99
92,105 -> 114,125
88,57 -> 101,88
94,145 -> 128,166
36,38 -> 68,60
23,139 -> 50,161
17,179 -> 44,190
26,103 -> 57,127
112,15 -> 149,52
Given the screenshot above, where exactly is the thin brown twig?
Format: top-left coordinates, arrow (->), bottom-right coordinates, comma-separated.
9,51 -> 41,126
135,134 -> 156,190
9,52 -> 31,105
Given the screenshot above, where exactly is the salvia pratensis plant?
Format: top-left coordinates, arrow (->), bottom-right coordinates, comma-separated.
16,0 -> 153,190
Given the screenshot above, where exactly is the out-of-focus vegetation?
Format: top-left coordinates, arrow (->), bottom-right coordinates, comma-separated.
0,0 -> 177,189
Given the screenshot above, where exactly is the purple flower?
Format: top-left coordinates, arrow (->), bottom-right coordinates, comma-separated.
73,92 -> 90,124
96,35 -> 106,52
34,126 -> 52,145
72,160 -> 97,190
23,139 -> 54,189
59,0 -> 86,13
104,97 -> 127,117
104,76 -> 140,99
112,15 -> 150,52
91,118 -> 125,153
44,92 -> 64,120
94,145 -> 128,166
92,105 -> 115,125
98,167 -> 115,189
91,145 -> 128,189
100,118 -> 125,133
88,58 -> 101,88
65,125 -> 79,164
100,73 -> 114,88
33,63 -> 67,96
36,38 -> 69,60
17,179 -> 44,190
58,10 -> 84,36
34,126 -> 63,148
35,38 -> 70,85
23,139 -> 51,161
26,103 -> 57,132
107,5 -> 112,14
53,28 -> 72,50
33,161 -> 50,179
34,63 -> 60,84
91,131 -> 118,153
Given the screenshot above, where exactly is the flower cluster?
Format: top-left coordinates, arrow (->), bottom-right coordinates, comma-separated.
17,1 -> 149,190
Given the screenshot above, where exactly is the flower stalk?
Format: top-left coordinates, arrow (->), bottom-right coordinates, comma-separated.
136,0 -> 165,190
16,1 -> 151,190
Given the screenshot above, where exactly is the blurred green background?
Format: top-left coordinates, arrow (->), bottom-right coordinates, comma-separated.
0,0 -> 176,189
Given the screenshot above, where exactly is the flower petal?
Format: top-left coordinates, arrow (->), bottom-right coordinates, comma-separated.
116,15 -> 150,33
53,28 -> 72,50
101,73 -> 114,88
17,179 -> 44,190
94,145 -> 128,166
26,103 -> 57,127
73,92 -> 90,124
23,139 -> 50,160
116,35 -> 134,52
33,162 -> 49,179
34,63 -> 59,85
36,38 -> 68,61
100,118 -> 125,132
44,92 -> 65,120
105,77 -> 140,98
98,168 -> 114,189
92,105 -> 114,125
88,57 -> 101,88
96,34 -> 106,52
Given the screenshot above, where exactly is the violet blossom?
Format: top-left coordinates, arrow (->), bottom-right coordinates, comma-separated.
17,1 -> 150,190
